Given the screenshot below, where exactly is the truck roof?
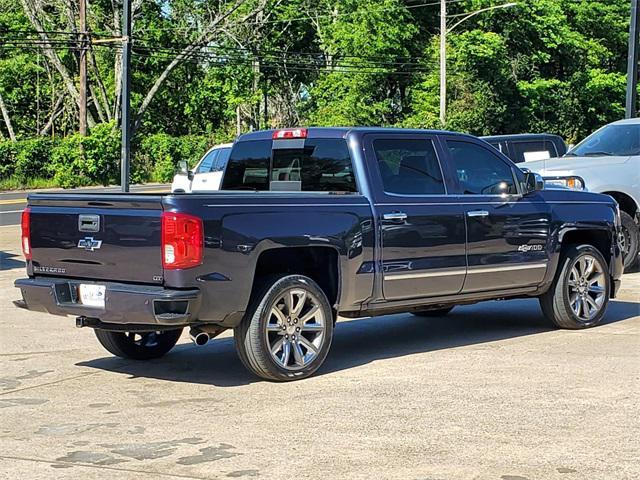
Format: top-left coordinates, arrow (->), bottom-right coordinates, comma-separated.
480,133 -> 564,142
610,117 -> 640,125
236,127 -> 474,142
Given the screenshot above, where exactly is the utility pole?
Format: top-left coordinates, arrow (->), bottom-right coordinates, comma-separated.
120,0 -> 132,192
78,0 -> 87,135
626,0 -> 639,118
439,2 -> 516,125
263,78 -> 268,129
439,0 -> 446,126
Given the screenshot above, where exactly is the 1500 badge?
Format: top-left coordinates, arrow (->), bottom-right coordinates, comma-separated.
518,244 -> 544,252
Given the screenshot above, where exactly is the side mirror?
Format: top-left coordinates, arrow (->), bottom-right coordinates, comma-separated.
177,161 -> 194,180
523,172 -> 544,194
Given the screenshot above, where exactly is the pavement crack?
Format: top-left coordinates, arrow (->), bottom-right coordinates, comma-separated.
0,454 -> 217,479
0,372 -> 98,396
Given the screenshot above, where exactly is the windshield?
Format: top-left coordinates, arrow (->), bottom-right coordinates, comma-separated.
567,124 -> 640,157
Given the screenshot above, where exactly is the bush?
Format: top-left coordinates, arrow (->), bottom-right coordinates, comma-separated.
15,138 -> 57,181
136,133 -> 213,183
0,123 -> 222,189
0,141 -> 18,179
48,122 -> 121,188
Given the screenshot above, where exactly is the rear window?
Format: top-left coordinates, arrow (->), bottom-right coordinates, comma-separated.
512,140 -> 556,163
221,140 -> 271,190
221,138 -> 357,192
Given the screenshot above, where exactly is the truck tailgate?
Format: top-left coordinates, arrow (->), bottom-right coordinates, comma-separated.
28,194 -> 164,285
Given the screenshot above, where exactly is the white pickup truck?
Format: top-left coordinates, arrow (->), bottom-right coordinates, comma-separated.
525,118 -> 640,269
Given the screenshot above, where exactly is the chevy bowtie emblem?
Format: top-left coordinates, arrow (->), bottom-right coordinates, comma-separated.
77,237 -> 102,251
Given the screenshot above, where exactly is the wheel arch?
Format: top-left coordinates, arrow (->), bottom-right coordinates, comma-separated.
601,191 -> 638,218
558,227 -> 612,267
250,246 -> 342,311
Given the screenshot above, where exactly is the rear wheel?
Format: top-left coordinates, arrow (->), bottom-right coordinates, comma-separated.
94,328 -> 183,360
619,211 -> 639,270
539,245 -> 610,329
234,274 -> 334,381
412,306 -> 454,317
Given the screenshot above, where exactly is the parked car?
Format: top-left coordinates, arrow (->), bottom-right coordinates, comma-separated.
171,143 -> 232,193
15,127 -> 623,381
524,118 -> 640,270
481,133 -> 567,163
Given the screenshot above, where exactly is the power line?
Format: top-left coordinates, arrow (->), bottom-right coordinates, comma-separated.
0,34 -> 439,70
145,0 -> 468,32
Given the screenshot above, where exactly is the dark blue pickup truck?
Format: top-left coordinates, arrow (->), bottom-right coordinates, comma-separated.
14,128 -> 624,381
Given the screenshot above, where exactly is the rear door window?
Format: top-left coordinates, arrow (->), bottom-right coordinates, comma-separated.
372,138 -> 445,195
216,148 -> 231,171
196,149 -> 220,174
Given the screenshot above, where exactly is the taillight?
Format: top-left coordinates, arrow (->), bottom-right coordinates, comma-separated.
272,128 -> 307,139
21,207 -> 31,260
161,212 -> 203,270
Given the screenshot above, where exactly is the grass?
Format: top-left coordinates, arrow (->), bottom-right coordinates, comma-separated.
0,176 -> 60,192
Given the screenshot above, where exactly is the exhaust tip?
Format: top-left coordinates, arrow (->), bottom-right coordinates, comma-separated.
190,330 -> 210,346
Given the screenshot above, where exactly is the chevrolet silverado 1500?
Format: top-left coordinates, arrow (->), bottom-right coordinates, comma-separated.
14,128 -> 624,381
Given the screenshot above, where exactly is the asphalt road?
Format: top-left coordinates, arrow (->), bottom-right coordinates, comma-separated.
1,224 -> 639,480
0,184 -> 170,227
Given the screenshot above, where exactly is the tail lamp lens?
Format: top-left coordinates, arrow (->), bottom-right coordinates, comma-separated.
21,208 -> 31,260
161,212 -> 203,270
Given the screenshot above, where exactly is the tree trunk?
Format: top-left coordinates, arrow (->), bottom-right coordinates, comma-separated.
19,0 -> 97,127
40,94 -> 65,136
88,47 -> 112,121
0,91 -> 17,141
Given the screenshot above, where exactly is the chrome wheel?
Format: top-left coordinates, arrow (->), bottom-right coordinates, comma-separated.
265,288 -> 326,371
567,254 -> 606,323
619,226 -> 629,257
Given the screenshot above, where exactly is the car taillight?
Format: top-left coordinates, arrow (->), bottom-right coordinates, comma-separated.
272,128 -> 307,139
161,212 -> 203,270
21,208 -> 31,260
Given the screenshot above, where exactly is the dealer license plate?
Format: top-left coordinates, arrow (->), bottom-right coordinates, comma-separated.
78,284 -> 106,308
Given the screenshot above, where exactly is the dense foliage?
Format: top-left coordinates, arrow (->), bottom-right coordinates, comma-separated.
0,0 -> 635,188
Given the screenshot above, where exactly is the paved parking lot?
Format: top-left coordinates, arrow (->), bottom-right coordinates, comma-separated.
1,224 -> 639,480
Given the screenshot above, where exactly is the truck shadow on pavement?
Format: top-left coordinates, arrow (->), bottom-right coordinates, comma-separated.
0,251 -> 25,270
77,298 -> 639,387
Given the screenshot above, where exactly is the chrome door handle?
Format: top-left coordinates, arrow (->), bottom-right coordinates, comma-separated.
467,210 -> 489,218
383,212 -> 407,223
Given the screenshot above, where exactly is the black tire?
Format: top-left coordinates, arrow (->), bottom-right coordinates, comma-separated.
411,306 -> 454,317
94,328 -> 183,360
539,244 -> 610,329
620,211 -> 639,270
234,274 -> 334,381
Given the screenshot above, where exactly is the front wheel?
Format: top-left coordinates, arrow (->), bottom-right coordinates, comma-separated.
539,245 -> 610,329
94,328 -> 183,360
234,275 -> 334,381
